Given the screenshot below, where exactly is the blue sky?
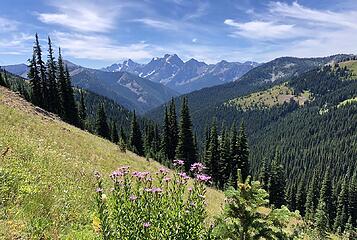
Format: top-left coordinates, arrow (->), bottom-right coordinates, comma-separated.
1,0 -> 357,68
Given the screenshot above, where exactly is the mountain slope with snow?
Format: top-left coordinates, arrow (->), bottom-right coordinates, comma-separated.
102,54 -> 259,93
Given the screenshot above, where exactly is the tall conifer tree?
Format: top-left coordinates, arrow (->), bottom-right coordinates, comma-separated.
129,111 -> 144,156
34,33 -> 48,109
46,36 -> 60,113
28,53 -> 42,106
78,90 -> 86,129
334,180 -> 349,232
95,104 -> 110,140
237,122 -> 250,181
111,121 -> 119,143
160,107 -> 170,160
319,169 -> 333,227
0,70 -> 5,87
305,174 -> 319,221
205,119 -> 220,185
64,65 -> 79,126
229,124 -> 239,187
168,98 -> 178,160
268,149 -> 286,208
57,47 -> 67,117
219,127 -> 231,188
348,172 -> 357,227
175,97 -> 197,171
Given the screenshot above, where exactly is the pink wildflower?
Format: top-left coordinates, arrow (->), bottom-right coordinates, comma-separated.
151,187 -> 163,193
173,159 -> 184,166
196,174 -> 212,183
129,195 -> 137,201
163,176 -> 171,182
190,162 -> 205,173
143,222 -> 151,228
179,172 -> 189,180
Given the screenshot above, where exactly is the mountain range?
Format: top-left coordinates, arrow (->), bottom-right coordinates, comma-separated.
3,60 -> 178,113
147,54 -> 355,124
101,54 -> 259,93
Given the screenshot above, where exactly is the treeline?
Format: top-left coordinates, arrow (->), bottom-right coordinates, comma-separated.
27,34 -> 80,127
202,121 -> 249,189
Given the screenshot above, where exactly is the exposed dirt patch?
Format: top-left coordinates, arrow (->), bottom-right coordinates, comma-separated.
0,86 -> 60,121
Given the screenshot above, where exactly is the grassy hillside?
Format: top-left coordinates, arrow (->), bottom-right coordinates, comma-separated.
0,87 -> 223,239
226,83 -> 312,110
339,60 -> 357,78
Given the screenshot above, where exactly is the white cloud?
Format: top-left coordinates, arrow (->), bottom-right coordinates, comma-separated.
224,19 -> 297,40
37,0 -> 119,32
223,1 -> 357,61
270,2 -> 357,29
0,16 -> 18,32
192,38 -> 197,43
52,32 -> 155,61
0,33 -> 33,55
132,18 -> 177,31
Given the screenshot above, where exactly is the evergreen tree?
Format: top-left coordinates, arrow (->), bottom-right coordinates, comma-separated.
111,121 -> 119,144
129,111 -> 144,156
229,124 -> 239,187
0,70 -> 5,87
57,48 -> 67,117
219,127 -> 231,188
318,169 -> 333,227
64,65 -> 79,126
95,104 -> 110,140
305,174 -> 319,221
259,158 -> 270,191
286,185 -> 296,211
46,36 -> 60,113
315,201 -> 329,238
268,150 -> 286,208
119,126 -> 126,144
237,122 -> 249,181
205,119 -> 220,185
34,33 -> 48,109
78,90 -> 86,129
168,98 -> 178,160
334,180 -> 349,232
28,53 -> 42,106
295,179 -> 306,216
348,172 -> 357,227
175,97 -> 197,171
160,107 -> 170,160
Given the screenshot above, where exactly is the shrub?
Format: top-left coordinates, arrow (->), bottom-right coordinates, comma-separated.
212,173 -> 300,240
94,161 -> 211,239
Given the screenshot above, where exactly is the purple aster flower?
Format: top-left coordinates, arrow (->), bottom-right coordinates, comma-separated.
143,222 -> 151,228
173,159 -> 185,166
159,167 -> 169,174
179,172 -> 189,180
129,195 -> 137,201
96,187 -> 103,193
196,174 -> 212,183
163,176 -> 171,182
151,187 -> 163,193
190,163 -> 205,173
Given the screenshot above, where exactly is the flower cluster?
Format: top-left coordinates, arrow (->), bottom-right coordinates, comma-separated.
94,161 -> 211,239
173,159 -> 184,166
